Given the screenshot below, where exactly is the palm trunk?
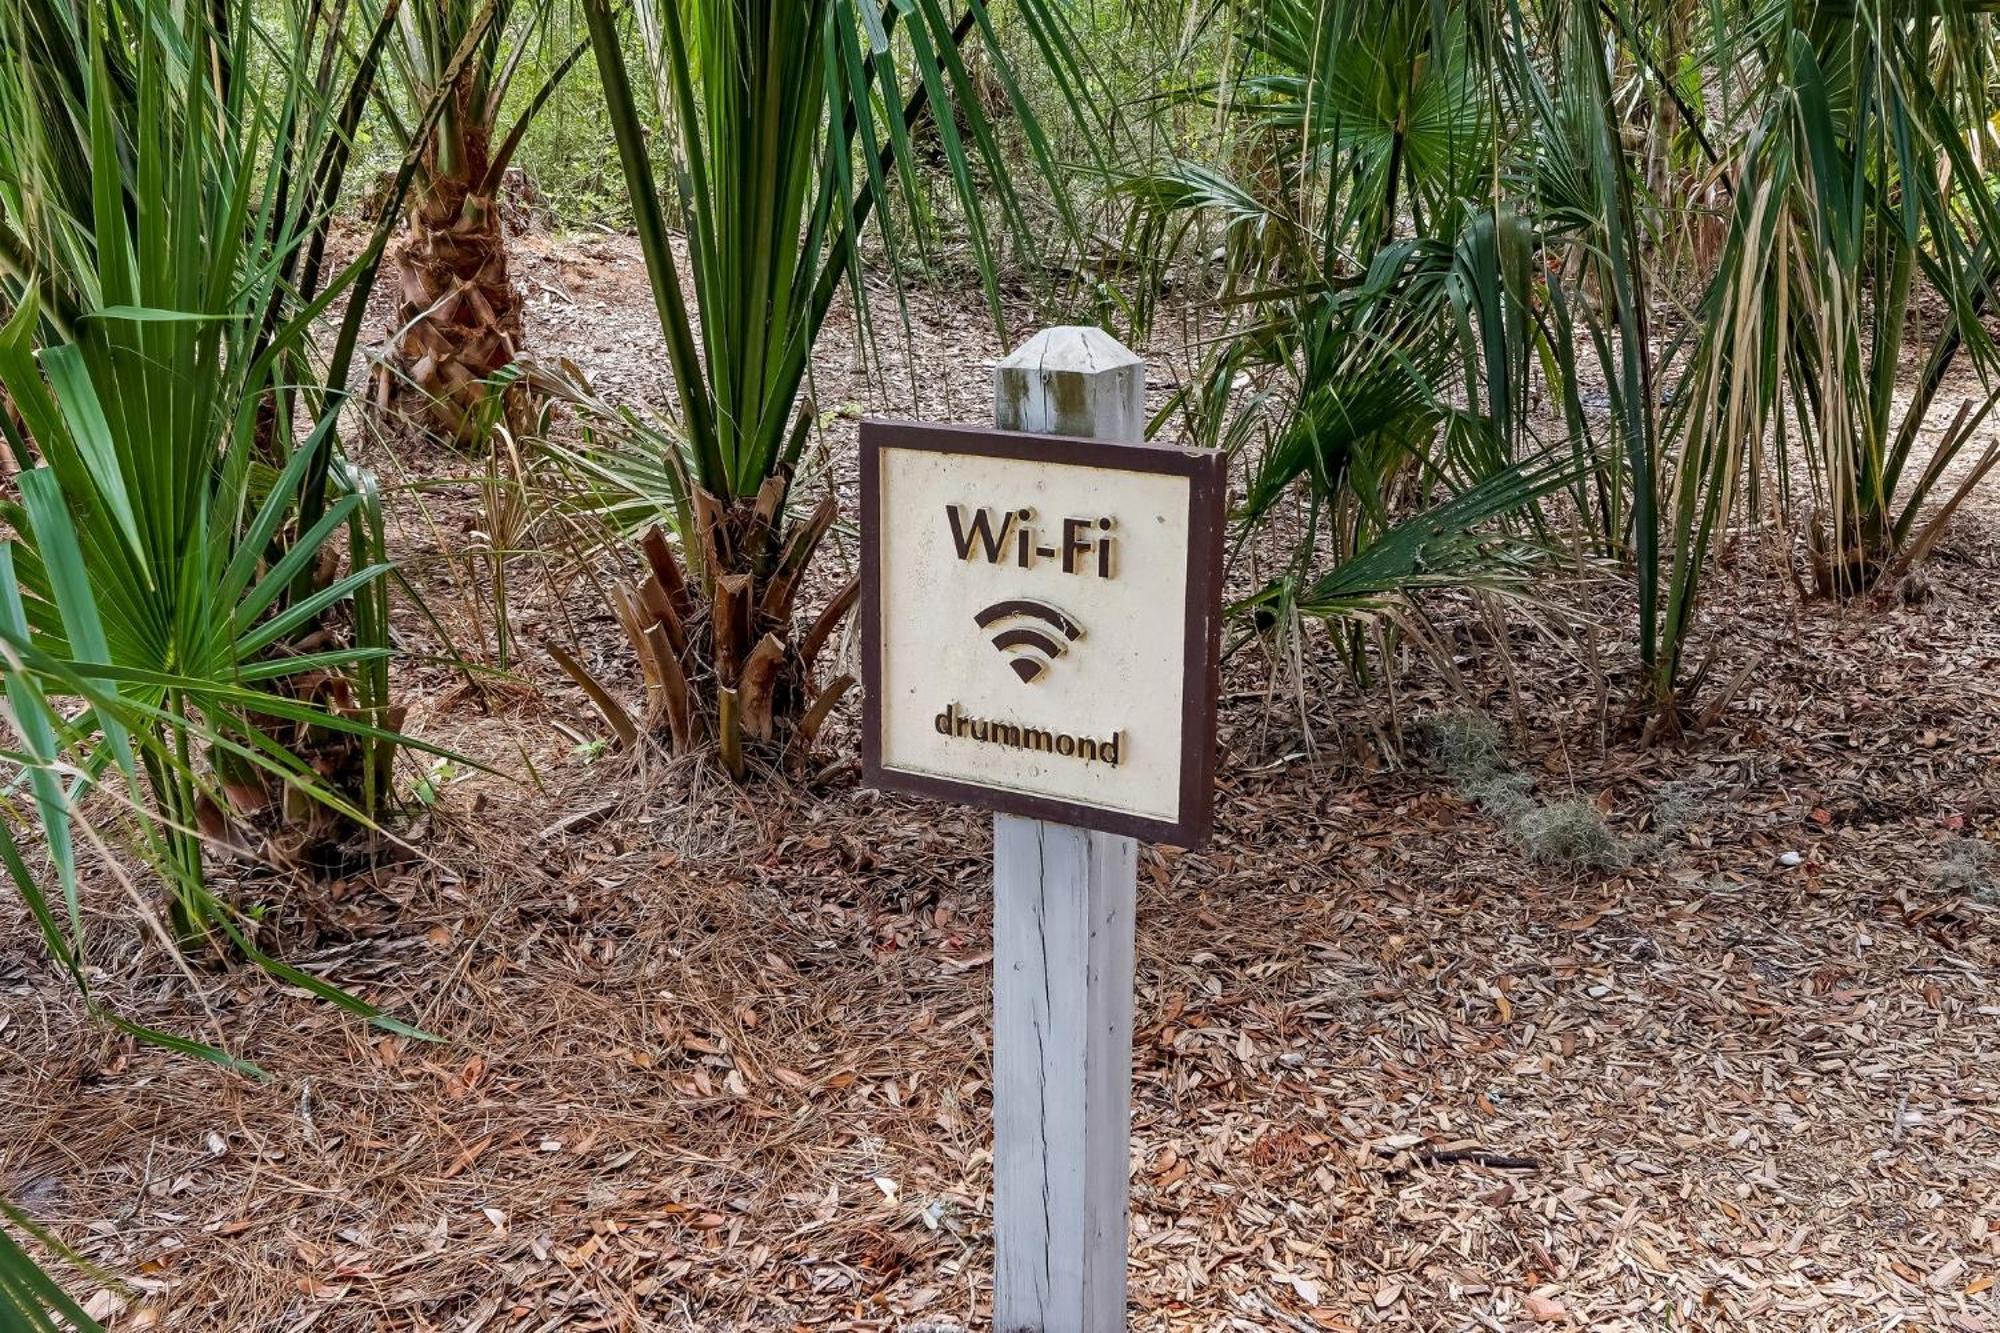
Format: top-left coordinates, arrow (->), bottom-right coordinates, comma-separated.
555,480 -> 858,777
0,384 -> 22,481
378,82 -> 522,443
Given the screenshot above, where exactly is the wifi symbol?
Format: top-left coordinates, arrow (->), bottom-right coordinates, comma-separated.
975,599 -> 1084,683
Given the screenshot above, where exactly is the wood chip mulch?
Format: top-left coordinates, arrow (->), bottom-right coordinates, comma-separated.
2,238 -> 1996,1332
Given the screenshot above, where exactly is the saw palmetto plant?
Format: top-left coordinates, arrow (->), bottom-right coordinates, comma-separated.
1672,0 -> 2000,602
372,0 -> 593,441
1123,0 -> 2000,725
1532,0 -> 2000,715
1119,0 -> 1587,689
1507,0 -> 1687,713
564,0 -> 1099,775
0,0 -> 455,1057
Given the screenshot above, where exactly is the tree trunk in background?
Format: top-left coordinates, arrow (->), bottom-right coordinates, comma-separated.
0,385 -> 23,481
378,82 -> 522,444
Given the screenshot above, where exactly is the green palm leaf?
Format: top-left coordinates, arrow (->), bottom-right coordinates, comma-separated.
0,0 -> 455,1062
0,1201 -> 106,1333
584,0 -> 1103,507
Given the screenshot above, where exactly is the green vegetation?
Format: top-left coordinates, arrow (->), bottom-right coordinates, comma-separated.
1,1200 -> 106,1332
1677,3 -> 2000,602
4,0 -> 1999,1311
1116,0 -> 2000,721
552,0 -> 1099,773
1125,0 -> 1584,680
0,0 -> 455,1058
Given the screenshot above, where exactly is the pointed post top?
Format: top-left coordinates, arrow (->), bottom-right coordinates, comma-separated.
993,326 -> 1147,443
995,325 -> 1145,375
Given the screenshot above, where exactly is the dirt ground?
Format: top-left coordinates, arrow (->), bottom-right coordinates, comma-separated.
2,232 -> 1998,1333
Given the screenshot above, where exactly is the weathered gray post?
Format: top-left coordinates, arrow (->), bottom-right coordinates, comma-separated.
990,328 -> 1144,1332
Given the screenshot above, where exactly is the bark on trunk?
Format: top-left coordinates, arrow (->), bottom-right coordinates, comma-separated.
552,478 -> 858,778
378,83 -> 523,444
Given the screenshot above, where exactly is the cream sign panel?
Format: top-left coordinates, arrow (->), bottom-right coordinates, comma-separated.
860,420 -> 1224,845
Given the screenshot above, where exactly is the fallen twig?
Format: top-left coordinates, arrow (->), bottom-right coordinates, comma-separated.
1375,1145 -> 1544,1173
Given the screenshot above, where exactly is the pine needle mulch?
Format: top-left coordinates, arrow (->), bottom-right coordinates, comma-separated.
3,243 -> 1998,1332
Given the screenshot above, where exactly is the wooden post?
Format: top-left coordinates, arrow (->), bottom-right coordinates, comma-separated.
990,327 -> 1145,1332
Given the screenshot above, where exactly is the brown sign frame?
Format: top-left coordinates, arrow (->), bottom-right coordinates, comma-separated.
860,418 -> 1225,847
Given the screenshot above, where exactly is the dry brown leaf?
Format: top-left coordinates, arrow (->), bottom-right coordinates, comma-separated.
1525,1291 -> 1568,1322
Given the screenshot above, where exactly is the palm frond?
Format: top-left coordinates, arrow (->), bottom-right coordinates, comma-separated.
1268,448 -> 1588,619
585,0 -> 1104,506
0,1200 -> 107,1333
0,0 -> 446,1058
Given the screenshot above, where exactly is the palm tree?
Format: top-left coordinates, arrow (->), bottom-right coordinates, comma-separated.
0,0 -> 457,1055
1671,0 -> 2000,602
566,0 -> 1100,773
375,0 -> 591,441
1538,0 -> 2000,714
1119,0 -> 1584,691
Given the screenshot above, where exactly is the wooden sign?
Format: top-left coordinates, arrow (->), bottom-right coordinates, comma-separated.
862,327 -> 1217,1332
860,419 -> 1224,846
